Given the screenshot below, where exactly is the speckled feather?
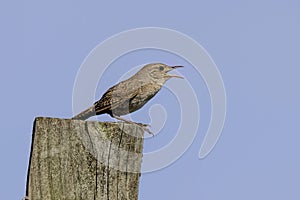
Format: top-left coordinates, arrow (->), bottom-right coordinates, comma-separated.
72,63 -> 183,120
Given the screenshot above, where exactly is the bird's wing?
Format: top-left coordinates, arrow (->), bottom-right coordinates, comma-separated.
94,80 -> 142,114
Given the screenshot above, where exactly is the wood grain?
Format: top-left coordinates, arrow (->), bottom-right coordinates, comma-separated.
26,117 -> 144,200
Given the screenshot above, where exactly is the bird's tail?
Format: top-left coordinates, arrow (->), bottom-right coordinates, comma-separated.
72,106 -> 96,120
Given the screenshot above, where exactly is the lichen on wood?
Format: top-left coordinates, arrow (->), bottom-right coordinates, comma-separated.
26,117 -> 144,200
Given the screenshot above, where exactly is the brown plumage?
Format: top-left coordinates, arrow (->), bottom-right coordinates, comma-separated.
72,63 -> 183,133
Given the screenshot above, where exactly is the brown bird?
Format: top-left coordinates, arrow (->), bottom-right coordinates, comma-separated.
72,63 -> 183,134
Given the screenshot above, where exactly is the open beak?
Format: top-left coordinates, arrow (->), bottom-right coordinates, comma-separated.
166,66 -> 184,79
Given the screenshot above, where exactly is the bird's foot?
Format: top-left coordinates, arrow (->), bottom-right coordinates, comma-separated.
141,126 -> 154,136
112,116 -> 153,135
135,123 -> 153,135
137,123 -> 151,127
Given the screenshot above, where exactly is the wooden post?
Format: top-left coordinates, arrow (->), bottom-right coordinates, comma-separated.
25,117 -> 144,200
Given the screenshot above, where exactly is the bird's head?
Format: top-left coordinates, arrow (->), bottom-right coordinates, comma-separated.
140,63 -> 184,84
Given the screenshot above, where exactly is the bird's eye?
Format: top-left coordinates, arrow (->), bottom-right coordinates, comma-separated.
159,66 -> 164,71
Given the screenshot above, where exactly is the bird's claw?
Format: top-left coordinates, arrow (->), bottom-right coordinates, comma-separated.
143,127 -> 154,136
137,123 -> 151,127
135,123 -> 154,136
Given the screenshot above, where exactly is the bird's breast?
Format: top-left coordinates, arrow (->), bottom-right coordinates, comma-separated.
111,83 -> 161,116
128,84 -> 161,112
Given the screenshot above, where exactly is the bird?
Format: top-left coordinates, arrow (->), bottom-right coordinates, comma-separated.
72,63 -> 183,134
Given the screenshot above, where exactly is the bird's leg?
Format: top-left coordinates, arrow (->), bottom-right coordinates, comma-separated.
112,115 -> 153,135
112,115 -> 150,127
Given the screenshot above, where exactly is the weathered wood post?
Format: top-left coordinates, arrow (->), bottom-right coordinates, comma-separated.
25,117 -> 144,200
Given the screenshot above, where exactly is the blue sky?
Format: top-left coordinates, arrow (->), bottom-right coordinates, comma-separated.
1,1 -> 300,199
